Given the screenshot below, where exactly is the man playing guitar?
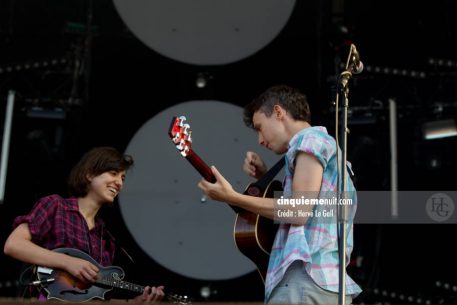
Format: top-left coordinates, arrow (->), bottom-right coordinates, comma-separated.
198,85 -> 362,304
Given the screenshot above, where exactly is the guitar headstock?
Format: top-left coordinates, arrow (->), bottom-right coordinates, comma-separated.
169,116 -> 192,157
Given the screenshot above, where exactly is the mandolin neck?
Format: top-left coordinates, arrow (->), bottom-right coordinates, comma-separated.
97,277 -> 144,293
96,278 -> 188,304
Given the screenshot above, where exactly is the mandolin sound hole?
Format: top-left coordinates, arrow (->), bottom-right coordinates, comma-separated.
112,272 -> 122,280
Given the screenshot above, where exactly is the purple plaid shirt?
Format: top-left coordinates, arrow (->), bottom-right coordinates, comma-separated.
13,194 -> 115,266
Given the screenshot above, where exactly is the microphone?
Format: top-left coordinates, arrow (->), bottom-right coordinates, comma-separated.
347,44 -> 363,74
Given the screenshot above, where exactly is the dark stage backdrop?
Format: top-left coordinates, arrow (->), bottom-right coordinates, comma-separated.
1,0 -> 456,303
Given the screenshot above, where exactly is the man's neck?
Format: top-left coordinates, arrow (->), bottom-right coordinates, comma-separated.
286,120 -> 311,140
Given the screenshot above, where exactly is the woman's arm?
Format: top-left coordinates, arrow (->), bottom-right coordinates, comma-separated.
4,223 -> 99,282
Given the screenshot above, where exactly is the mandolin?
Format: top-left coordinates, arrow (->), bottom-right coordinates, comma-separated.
35,247 -> 190,303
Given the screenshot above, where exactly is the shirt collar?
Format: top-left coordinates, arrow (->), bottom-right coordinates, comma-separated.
288,126 -> 328,148
67,197 -> 105,228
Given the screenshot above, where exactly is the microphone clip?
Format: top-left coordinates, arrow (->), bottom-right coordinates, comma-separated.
338,44 -> 363,91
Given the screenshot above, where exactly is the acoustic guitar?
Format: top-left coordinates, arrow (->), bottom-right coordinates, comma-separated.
168,116 -> 284,283
35,248 -> 190,303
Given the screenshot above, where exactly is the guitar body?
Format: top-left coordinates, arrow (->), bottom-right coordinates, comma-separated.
36,248 -> 125,302
234,180 -> 282,283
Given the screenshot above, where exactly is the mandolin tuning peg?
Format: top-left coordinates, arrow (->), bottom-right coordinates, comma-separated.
168,293 -> 191,305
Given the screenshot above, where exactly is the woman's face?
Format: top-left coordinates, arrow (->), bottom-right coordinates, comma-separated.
87,170 -> 126,203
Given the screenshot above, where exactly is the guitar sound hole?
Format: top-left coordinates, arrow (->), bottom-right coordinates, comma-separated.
247,187 -> 260,196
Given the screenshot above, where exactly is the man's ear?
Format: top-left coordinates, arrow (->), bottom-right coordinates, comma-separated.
86,174 -> 93,182
273,104 -> 285,119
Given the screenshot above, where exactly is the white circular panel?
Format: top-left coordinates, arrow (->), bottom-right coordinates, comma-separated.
113,0 -> 296,65
119,101 -> 278,280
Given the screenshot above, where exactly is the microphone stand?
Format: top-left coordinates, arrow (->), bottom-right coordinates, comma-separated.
335,52 -> 356,305
0,90 -> 15,205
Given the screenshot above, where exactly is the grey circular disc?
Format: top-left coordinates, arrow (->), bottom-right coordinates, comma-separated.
119,101 -> 279,280
113,0 -> 296,65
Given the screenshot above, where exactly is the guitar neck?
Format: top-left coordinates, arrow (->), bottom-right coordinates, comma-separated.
186,149 -> 216,183
185,149 -> 242,213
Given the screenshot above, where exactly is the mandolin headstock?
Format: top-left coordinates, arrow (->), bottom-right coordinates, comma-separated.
167,293 -> 192,304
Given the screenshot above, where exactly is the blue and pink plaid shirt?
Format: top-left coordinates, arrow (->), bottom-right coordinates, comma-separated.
265,126 -> 362,300
13,194 -> 115,267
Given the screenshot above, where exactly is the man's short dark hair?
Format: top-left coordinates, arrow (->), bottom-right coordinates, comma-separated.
243,85 -> 311,128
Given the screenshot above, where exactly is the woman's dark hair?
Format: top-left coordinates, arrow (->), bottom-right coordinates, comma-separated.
243,85 -> 311,128
68,147 -> 134,197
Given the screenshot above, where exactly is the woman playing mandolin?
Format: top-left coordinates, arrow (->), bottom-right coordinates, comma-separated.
4,146 -> 165,303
